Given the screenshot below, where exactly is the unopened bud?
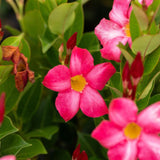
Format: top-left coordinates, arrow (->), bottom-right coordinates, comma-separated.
0,93 -> 5,125
67,32 -> 77,50
122,62 -> 130,90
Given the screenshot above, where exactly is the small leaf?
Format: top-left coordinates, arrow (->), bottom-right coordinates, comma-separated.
131,34 -> 160,56
132,3 -> 149,31
23,10 -> 45,38
16,139 -> 47,160
48,2 -> 78,35
0,65 -> 13,85
26,126 -> 59,140
78,32 -> 100,52
0,116 -> 18,140
0,134 -> 31,155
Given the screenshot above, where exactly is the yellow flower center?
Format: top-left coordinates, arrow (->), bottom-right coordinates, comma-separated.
71,75 -> 87,92
124,122 -> 141,140
124,23 -> 131,37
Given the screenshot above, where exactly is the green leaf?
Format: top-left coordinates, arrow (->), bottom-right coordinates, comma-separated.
149,21 -> 159,34
48,2 -> 78,35
131,34 -> 160,56
148,94 -> 160,105
94,117 -> 105,126
0,65 -> 13,85
17,78 -> 42,123
0,116 -> 18,140
144,46 -> 160,75
155,6 -> 160,24
118,43 -> 134,64
25,0 -> 39,12
77,132 -> 107,159
0,134 -> 31,156
16,139 -> 47,160
56,0 -> 67,5
78,32 -> 100,52
1,34 -> 30,60
0,75 -> 20,114
132,3 -> 149,31
129,11 -> 141,41
26,126 -> 59,140
138,71 -> 160,100
4,25 -> 21,36
39,0 -> 57,23
64,1 -> 84,44
23,10 -> 45,38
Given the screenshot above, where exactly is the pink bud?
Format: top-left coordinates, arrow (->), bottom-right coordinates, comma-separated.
67,32 -> 77,50
122,62 -> 130,90
130,52 -> 144,86
78,151 -> 88,160
0,93 -> 5,125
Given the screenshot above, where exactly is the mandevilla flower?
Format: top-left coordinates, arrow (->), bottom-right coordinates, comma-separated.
0,92 -> 5,125
72,144 -> 88,160
43,46 -> 116,121
0,155 -> 16,160
92,98 -> 160,160
95,0 -> 153,62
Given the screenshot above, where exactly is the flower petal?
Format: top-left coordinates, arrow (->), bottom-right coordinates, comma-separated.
109,98 -> 138,127
70,46 -> 94,76
80,86 -> 108,117
100,37 -> 128,62
86,62 -> 116,90
42,65 -> 71,92
109,0 -> 130,26
138,133 -> 160,160
91,120 -> 125,148
95,18 -> 124,46
55,89 -> 80,122
137,102 -> 160,134
108,139 -> 138,160
0,155 -> 16,160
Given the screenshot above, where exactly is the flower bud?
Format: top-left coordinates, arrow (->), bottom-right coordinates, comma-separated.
0,93 -> 5,125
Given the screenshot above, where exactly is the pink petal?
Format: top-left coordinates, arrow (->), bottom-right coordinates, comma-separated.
137,102 -> 160,134
70,47 -> 94,76
138,133 -> 160,160
91,120 -> 125,148
0,155 -> 16,160
42,65 -> 71,92
80,86 -> 108,117
55,89 -> 80,122
100,37 -> 128,62
109,98 -> 138,127
86,62 -> 116,90
138,0 -> 153,6
109,0 -> 130,26
108,139 -> 138,160
0,92 -> 5,125
95,18 -> 124,46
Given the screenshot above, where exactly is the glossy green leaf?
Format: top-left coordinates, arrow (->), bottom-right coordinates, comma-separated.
23,10 -> 45,38
17,78 -> 43,123
0,116 -> 18,140
26,126 -> 59,140
129,11 -> 141,41
148,94 -> 160,105
0,134 -> 31,155
132,3 -> 148,31
131,34 -> 160,56
0,75 -> 20,114
78,32 -> 100,52
144,46 -> 160,75
0,65 -> 13,85
16,139 -> 47,160
77,132 -> 107,159
1,34 -> 30,60
64,1 -> 84,44
48,2 -> 78,35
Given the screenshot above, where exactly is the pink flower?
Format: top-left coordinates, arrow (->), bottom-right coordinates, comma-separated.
42,46 -> 116,121
95,0 -> 132,62
0,155 -> 16,160
0,92 -> 5,125
92,98 -> 160,160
